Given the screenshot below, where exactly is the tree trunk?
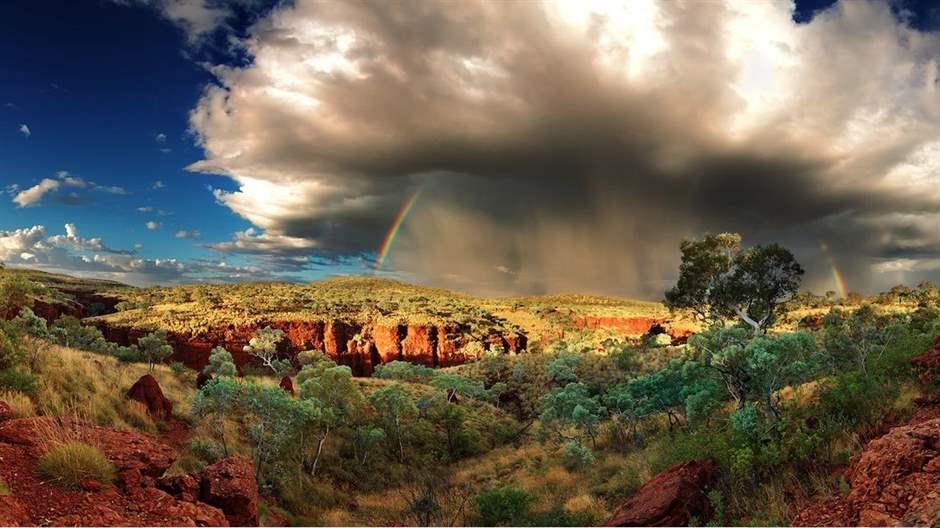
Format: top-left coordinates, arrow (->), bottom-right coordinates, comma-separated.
311,432 -> 328,477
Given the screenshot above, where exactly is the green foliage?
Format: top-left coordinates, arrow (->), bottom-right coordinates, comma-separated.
546,352 -> 582,385
136,331 -> 173,372
373,360 -> 435,382
169,361 -> 187,376
431,373 -> 487,402
192,377 -> 242,456
688,328 -> 821,421
562,441 -> 595,470
540,382 -> 603,447
244,326 -> 291,376
11,307 -> 49,338
203,346 -> 237,377
369,383 -> 418,463
297,364 -> 363,475
0,273 -> 38,318
822,305 -> 904,374
0,325 -> 22,371
187,438 -> 224,465
665,233 -> 803,332
241,382 -> 306,483
474,487 -> 532,526
36,441 -> 116,488
0,367 -> 37,393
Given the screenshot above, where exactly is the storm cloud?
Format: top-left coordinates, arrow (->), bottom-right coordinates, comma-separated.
188,0 -> 940,297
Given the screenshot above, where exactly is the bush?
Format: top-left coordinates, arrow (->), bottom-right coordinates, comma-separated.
0,368 -> 37,393
114,346 -> 142,363
36,441 -> 116,488
188,438 -> 224,465
475,487 -> 531,526
562,441 -> 595,470
169,361 -> 187,376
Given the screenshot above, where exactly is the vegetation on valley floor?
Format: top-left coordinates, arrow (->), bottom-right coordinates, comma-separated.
2,238 -> 940,525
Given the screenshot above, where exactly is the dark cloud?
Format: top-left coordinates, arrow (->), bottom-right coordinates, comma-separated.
187,0 -> 940,297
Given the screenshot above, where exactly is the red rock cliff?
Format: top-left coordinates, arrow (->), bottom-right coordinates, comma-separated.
92,319 -> 526,376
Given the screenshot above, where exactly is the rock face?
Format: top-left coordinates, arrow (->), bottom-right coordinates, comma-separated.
605,459 -> 717,527
126,374 -> 174,419
912,337 -> 940,383
0,400 -> 11,422
794,417 -> 940,526
0,496 -> 30,526
95,318 -> 528,376
198,456 -> 260,527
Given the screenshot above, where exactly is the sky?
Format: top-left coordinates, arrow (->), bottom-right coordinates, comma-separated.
1,0 -> 940,299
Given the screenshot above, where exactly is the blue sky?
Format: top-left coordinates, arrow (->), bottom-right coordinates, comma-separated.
1,1 -> 232,272
0,0 -> 372,285
1,0 -> 940,296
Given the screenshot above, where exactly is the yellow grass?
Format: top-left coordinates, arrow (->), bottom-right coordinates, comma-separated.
0,389 -> 36,418
25,337 -> 196,430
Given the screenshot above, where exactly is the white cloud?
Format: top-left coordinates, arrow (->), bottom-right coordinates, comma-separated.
152,180 -> 165,189
155,132 -> 167,143
137,206 -> 154,213
18,124 -> 30,137
175,229 -> 201,239
14,179 -> 60,207
146,221 -> 159,230
206,227 -> 317,255
12,171 -> 128,207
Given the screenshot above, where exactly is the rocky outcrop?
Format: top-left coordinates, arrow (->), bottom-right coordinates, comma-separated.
0,417 -> 176,478
794,417 -> 940,526
0,416 -> 233,526
0,496 -> 31,526
94,318 -> 528,376
198,456 -> 260,527
912,338 -> 940,384
127,374 -> 174,419
605,459 -> 717,527
0,400 -> 11,422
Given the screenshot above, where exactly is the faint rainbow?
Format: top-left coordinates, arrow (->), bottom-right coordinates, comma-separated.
375,188 -> 423,271
820,241 -> 848,298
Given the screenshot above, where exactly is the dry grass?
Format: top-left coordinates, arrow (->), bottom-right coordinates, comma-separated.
0,476 -> 10,496
22,337 -> 196,431
0,389 -> 36,418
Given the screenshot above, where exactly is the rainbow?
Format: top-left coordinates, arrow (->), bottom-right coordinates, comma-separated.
375,188 -> 423,271
820,241 -> 848,298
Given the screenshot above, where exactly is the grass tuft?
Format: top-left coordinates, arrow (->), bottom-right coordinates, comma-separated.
36,441 -> 116,488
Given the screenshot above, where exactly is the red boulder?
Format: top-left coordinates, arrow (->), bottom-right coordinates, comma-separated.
127,374 -> 174,419
279,376 -> 295,396
199,456 -> 260,526
605,459 -> 717,527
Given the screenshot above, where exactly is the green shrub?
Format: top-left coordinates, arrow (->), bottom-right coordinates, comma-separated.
169,361 -> 187,376
474,487 -> 531,526
0,476 -> 10,496
188,438 -> 224,464
562,441 -> 595,470
36,442 -> 116,488
0,368 -> 37,393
